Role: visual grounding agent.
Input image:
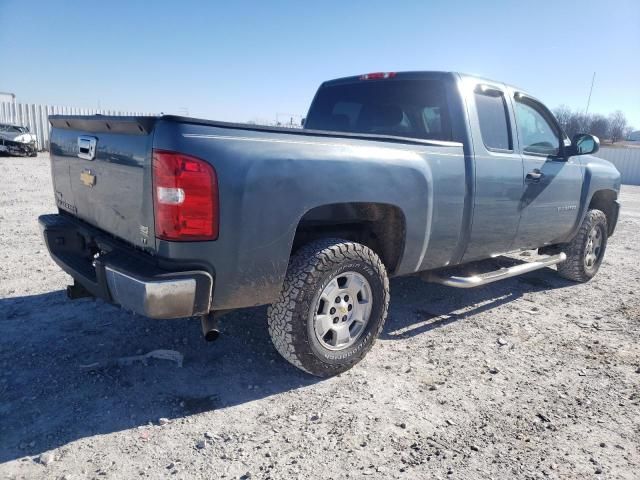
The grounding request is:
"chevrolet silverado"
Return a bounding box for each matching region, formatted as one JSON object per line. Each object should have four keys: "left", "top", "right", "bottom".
{"left": 40, "top": 71, "right": 621, "bottom": 376}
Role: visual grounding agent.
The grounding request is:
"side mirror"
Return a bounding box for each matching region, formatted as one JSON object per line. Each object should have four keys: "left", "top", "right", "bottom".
{"left": 301, "top": 117, "right": 306, "bottom": 127}
{"left": 569, "top": 133, "right": 599, "bottom": 156}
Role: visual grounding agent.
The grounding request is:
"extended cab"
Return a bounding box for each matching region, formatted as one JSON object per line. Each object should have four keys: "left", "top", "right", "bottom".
{"left": 40, "top": 71, "right": 621, "bottom": 376}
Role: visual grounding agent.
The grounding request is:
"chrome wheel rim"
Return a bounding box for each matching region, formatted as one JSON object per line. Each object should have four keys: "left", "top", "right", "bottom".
{"left": 584, "top": 226, "right": 603, "bottom": 269}
{"left": 313, "top": 271, "right": 373, "bottom": 351}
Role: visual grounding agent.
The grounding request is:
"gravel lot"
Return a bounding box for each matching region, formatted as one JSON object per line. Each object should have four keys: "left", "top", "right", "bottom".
{"left": 1, "top": 153, "right": 639, "bottom": 479}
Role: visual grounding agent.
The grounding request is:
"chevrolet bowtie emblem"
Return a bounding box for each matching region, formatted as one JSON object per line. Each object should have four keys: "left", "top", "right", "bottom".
{"left": 80, "top": 169, "right": 96, "bottom": 187}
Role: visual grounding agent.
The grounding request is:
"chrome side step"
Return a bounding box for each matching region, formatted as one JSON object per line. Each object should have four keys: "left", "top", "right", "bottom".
{"left": 423, "top": 253, "right": 566, "bottom": 289}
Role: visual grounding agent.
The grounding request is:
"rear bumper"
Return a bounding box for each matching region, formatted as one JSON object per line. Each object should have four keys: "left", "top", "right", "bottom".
{"left": 39, "top": 213, "right": 213, "bottom": 319}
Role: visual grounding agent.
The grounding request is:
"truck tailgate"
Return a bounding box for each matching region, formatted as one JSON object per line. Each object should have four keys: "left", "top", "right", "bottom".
{"left": 49, "top": 116, "right": 158, "bottom": 251}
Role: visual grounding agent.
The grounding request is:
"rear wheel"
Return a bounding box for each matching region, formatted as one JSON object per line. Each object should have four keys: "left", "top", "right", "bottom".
{"left": 557, "top": 209, "right": 608, "bottom": 282}
{"left": 267, "top": 238, "right": 389, "bottom": 377}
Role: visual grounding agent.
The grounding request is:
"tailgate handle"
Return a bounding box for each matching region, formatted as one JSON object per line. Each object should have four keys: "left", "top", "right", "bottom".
{"left": 78, "top": 136, "right": 97, "bottom": 160}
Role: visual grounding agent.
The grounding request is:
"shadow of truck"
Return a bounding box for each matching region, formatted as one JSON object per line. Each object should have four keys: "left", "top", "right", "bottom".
{"left": 0, "top": 261, "right": 572, "bottom": 462}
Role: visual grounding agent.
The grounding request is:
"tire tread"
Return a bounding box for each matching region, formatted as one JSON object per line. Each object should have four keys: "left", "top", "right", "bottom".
{"left": 267, "top": 238, "right": 389, "bottom": 376}
{"left": 557, "top": 209, "right": 607, "bottom": 282}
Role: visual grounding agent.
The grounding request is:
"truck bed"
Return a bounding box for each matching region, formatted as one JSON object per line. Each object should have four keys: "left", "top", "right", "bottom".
{"left": 49, "top": 114, "right": 466, "bottom": 309}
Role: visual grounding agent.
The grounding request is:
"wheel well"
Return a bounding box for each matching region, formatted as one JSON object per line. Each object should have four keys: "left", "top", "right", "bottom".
{"left": 588, "top": 190, "right": 617, "bottom": 236}
{"left": 291, "top": 203, "right": 406, "bottom": 274}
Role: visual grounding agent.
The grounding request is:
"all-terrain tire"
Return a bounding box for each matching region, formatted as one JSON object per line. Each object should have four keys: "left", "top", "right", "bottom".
{"left": 267, "top": 238, "right": 389, "bottom": 377}
{"left": 557, "top": 209, "right": 608, "bottom": 282}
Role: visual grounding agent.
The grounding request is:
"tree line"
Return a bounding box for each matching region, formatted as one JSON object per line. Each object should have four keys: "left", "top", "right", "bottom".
{"left": 553, "top": 106, "right": 634, "bottom": 143}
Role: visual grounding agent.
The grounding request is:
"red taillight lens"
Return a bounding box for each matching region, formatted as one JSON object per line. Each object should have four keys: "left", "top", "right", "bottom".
{"left": 152, "top": 149, "right": 218, "bottom": 241}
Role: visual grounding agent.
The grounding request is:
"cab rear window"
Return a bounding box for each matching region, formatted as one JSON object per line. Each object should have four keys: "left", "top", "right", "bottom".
{"left": 305, "top": 79, "right": 452, "bottom": 141}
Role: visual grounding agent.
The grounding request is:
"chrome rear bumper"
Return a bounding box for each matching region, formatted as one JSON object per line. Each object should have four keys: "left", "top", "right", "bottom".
{"left": 39, "top": 213, "right": 213, "bottom": 319}
{"left": 104, "top": 266, "right": 207, "bottom": 319}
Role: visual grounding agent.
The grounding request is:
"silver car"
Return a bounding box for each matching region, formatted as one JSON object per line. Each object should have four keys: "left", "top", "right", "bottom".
{"left": 0, "top": 123, "right": 38, "bottom": 156}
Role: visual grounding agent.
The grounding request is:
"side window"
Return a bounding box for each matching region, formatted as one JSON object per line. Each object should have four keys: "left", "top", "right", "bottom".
{"left": 474, "top": 89, "right": 512, "bottom": 151}
{"left": 514, "top": 99, "right": 561, "bottom": 156}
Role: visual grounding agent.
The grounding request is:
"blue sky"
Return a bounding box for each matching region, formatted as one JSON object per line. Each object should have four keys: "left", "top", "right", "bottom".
{"left": 1, "top": 0, "right": 638, "bottom": 127}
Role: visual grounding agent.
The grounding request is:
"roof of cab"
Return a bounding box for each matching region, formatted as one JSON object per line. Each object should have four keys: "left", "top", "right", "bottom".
{"left": 322, "top": 71, "right": 456, "bottom": 86}
{"left": 320, "top": 70, "right": 534, "bottom": 103}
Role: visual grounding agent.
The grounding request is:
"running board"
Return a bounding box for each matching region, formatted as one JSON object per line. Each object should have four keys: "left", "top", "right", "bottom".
{"left": 423, "top": 253, "right": 566, "bottom": 288}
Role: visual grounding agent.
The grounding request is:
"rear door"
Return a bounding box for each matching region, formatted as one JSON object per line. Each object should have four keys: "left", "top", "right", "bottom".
{"left": 462, "top": 81, "right": 524, "bottom": 262}
{"left": 510, "top": 94, "right": 583, "bottom": 248}
{"left": 49, "top": 117, "right": 156, "bottom": 251}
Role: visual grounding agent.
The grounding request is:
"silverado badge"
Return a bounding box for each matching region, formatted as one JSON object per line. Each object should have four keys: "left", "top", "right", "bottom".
{"left": 80, "top": 169, "right": 96, "bottom": 187}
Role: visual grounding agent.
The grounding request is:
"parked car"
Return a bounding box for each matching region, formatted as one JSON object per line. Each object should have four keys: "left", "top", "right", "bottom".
{"left": 40, "top": 71, "right": 621, "bottom": 376}
{"left": 0, "top": 123, "right": 38, "bottom": 156}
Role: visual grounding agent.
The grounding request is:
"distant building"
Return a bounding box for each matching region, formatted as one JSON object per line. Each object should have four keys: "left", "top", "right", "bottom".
{"left": 628, "top": 130, "right": 640, "bottom": 141}
{"left": 0, "top": 92, "right": 17, "bottom": 125}
{"left": 0, "top": 92, "right": 16, "bottom": 104}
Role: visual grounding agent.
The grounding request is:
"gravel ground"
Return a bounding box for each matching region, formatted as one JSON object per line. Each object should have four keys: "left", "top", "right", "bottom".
{"left": 1, "top": 153, "right": 638, "bottom": 480}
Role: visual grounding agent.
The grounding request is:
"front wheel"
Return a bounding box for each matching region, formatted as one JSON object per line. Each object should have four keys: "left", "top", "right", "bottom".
{"left": 557, "top": 209, "right": 608, "bottom": 282}
{"left": 267, "top": 239, "right": 389, "bottom": 377}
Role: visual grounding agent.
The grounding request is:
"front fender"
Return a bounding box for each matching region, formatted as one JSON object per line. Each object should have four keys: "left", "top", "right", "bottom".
{"left": 569, "top": 155, "right": 621, "bottom": 239}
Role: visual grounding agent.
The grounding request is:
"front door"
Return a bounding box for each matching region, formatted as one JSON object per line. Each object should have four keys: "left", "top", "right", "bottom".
{"left": 511, "top": 94, "right": 583, "bottom": 249}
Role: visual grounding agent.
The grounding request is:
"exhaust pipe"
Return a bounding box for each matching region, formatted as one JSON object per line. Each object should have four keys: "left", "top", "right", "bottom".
{"left": 200, "top": 312, "right": 220, "bottom": 342}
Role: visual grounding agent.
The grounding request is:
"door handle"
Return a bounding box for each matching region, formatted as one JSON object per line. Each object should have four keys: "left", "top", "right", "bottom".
{"left": 526, "top": 169, "right": 543, "bottom": 183}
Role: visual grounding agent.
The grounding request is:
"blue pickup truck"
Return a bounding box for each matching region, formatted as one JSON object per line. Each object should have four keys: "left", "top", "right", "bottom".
{"left": 40, "top": 71, "right": 621, "bottom": 376}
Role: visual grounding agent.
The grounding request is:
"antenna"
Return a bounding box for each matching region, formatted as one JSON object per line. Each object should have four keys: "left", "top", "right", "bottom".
{"left": 584, "top": 72, "right": 596, "bottom": 116}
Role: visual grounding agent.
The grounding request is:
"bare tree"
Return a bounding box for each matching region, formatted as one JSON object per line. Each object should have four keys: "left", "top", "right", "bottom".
{"left": 553, "top": 105, "right": 572, "bottom": 135}
{"left": 608, "top": 111, "right": 627, "bottom": 143}
{"left": 561, "top": 111, "right": 587, "bottom": 139}
{"left": 552, "top": 106, "right": 635, "bottom": 143}
{"left": 623, "top": 125, "right": 635, "bottom": 140}
{"left": 588, "top": 114, "right": 609, "bottom": 140}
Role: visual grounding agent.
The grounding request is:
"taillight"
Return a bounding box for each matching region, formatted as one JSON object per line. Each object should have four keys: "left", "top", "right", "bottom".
{"left": 359, "top": 72, "right": 396, "bottom": 80}
{"left": 152, "top": 149, "right": 218, "bottom": 241}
